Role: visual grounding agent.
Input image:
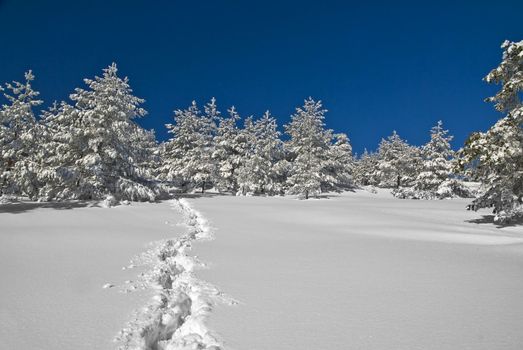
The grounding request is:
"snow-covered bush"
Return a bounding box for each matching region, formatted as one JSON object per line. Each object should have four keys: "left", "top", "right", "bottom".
{"left": 436, "top": 179, "right": 474, "bottom": 199}
{"left": 392, "top": 179, "right": 473, "bottom": 200}
{"left": 102, "top": 195, "right": 118, "bottom": 208}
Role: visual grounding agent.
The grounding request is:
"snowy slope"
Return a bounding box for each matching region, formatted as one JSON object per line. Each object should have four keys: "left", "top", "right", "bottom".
{"left": 190, "top": 190, "right": 523, "bottom": 350}
{"left": 0, "top": 200, "right": 183, "bottom": 350}
{"left": 1, "top": 191, "right": 522, "bottom": 350}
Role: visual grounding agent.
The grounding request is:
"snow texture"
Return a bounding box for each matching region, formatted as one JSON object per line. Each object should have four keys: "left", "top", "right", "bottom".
{"left": 117, "top": 199, "right": 235, "bottom": 350}
{"left": 1, "top": 191, "right": 522, "bottom": 350}
{"left": 0, "top": 200, "right": 182, "bottom": 350}
{"left": 191, "top": 190, "right": 523, "bottom": 350}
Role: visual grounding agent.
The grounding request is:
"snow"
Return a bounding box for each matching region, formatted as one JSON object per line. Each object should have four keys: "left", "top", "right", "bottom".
{"left": 117, "top": 199, "right": 234, "bottom": 350}
{"left": 0, "top": 200, "right": 183, "bottom": 350}
{"left": 190, "top": 190, "right": 523, "bottom": 350}
{"left": 1, "top": 190, "right": 522, "bottom": 350}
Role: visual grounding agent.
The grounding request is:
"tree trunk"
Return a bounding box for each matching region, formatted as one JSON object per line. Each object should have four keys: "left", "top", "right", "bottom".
{"left": 305, "top": 190, "right": 309, "bottom": 200}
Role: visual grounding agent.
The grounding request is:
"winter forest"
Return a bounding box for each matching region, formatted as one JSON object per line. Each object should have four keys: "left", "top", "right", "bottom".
{"left": 2, "top": 40, "right": 522, "bottom": 223}
{"left": 2, "top": 0, "right": 523, "bottom": 346}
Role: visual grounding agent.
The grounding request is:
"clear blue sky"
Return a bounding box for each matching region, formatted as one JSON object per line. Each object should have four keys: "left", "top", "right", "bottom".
{"left": 0, "top": 0, "right": 521, "bottom": 154}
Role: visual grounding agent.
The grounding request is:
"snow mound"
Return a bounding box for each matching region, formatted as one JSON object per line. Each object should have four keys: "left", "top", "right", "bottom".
{"left": 102, "top": 195, "right": 119, "bottom": 208}
{"left": 392, "top": 179, "right": 474, "bottom": 200}
{"left": 116, "top": 199, "right": 235, "bottom": 350}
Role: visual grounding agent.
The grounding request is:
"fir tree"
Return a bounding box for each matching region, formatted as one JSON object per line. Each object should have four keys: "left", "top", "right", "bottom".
{"left": 237, "top": 111, "right": 285, "bottom": 195}
{"left": 0, "top": 71, "right": 43, "bottom": 198}
{"left": 394, "top": 121, "right": 471, "bottom": 199}
{"left": 213, "top": 106, "right": 248, "bottom": 192}
{"left": 285, "top": 97, "right": 333, "bottom": 199}
{"left": 414, "top": 121, "right": 454, "bottom": 191}
{"left": 39, "top": 63, "right": 156, "bottom": 201}
{"left": 375, "top": 131, "right": 420, "bottom": 188}
{"left": 459, "top": 40, "right": 523, "bottom": 223}
{"left": 323, "top": 133, "right": 354, "bottom": 191}
{"left": 353, "top": 149, "right": 379, "bottom": 186}
{"left": 162, "top": 99, "right": 217, "bottom": 193}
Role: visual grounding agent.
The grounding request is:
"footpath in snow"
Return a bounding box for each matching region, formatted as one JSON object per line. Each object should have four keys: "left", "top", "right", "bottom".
{"left": 191, "top": 190, "right": 523, "bottom": 350}
{"left": 117, "top": 198, "right": 234, "bottom": 350}
{"left": 0, "top": 198, "right": 232, "bottom": 350}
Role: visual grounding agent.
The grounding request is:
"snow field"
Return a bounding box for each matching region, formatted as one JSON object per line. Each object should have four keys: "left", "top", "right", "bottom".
{"left": 0, "top": 200, "right": 183, "bottom": 350}
{"left": 190, "top": 190, "right": 523, "bottom": 350}
{"left": 1, "top": 190, "right": 522, "bottom": 350}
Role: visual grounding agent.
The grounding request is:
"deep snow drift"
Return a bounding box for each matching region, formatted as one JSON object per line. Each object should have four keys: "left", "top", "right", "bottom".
{"left": 190, "top": 190, "right": 523, "bottom": 350}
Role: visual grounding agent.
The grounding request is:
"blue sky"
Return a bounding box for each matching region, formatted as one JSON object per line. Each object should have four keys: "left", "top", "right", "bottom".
{"left": 0, "top": 0, "right": 521, "bottom": 154}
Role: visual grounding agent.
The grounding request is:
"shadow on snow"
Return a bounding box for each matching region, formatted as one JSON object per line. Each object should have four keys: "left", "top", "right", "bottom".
{"left": 0, "top": 200, "right": 99, "bottom": 214}
{"left": 466, "top": 214, "right": 523, "bottom": 228}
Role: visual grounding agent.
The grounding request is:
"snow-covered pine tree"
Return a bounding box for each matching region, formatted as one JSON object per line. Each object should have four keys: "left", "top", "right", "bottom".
{"left": 236, "top": 116, "right": 256, "bottom": 195}
{"left": 38, "top": 63, "right": 156, "bottom": 201}
{"left": 162, "top": 99, "right": 218, "bottom": 193}
{"left": 323, "top": 133, "right": 354, "bottom": 191}
{"left": 161, "top": 101, "right": 200, "bottom": 188}
{"left": 37, "top": 101, "right": 78, "bottom": 200}
{"left": 414, "top": 121, "right": 454, "bottom": 192}
{"left": 126, "top": 125, "right": 160, "bottom": 193}
{"left": 459, "top": 40, "right": 523, "bottom": 223}
{"left": 394, "top": 121, "right": 471, "bottom": 199}
{"left": 285, "top": 97, "right": 333, "bottom": 199}
{"left": 213, "top": 106, "right": 248, "bottom": 192}
{"left": 237, "top": 111, "right": 285, "bottom": 195}
{"left": 0, "top": 71, "right": 43, "bottom": 199}
{"left": 352, "top": 149, "right": 379, "bottom": 186}
{"left": 375, "top": 131, "right": 420, "bottom": 188}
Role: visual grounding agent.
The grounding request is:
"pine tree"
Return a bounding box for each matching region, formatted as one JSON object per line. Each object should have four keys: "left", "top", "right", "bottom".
{"left": 414, "top": 121, "right": 454, "bottom": 191}
{"left": 237, "top": 111, "right": 285, "bottom": 195}
{"left": 353, "top": 149, "right": 379, "bottom": 186}
{"left": 285, "top": 97, "right": 333, "bottom": 199}
{"left": 39, "top": 63, "right": 156, "bottom": 201}
{"left": 375, "top": 131, "right": 420, "bottom": 188}
{"left": 323, "top": 133, "right": 354, "bottom": 191}
{"left": 213, "top": 106, "right": 248, "bottom": 192}
{"left": 161, "top": 101, "right": 200, "bottom": 187}
{"left": 459, "top": 40, "right": 523, "bottom": 223}
{"left": 162, "top": 99, "right": 217, "bottom": 193}
{"left": 395, "top": 121, "right": 471, "bottom": 199}
{"left": 37, "top": 101, "right": 78, "bottom": 200}
{"left": 0, "top": 71, "right": 43, "bottom": 198}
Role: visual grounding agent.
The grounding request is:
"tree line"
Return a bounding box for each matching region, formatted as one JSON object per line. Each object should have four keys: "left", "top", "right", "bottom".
{"left": 1, "top": 40, "right": 521, "bottom": 223}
